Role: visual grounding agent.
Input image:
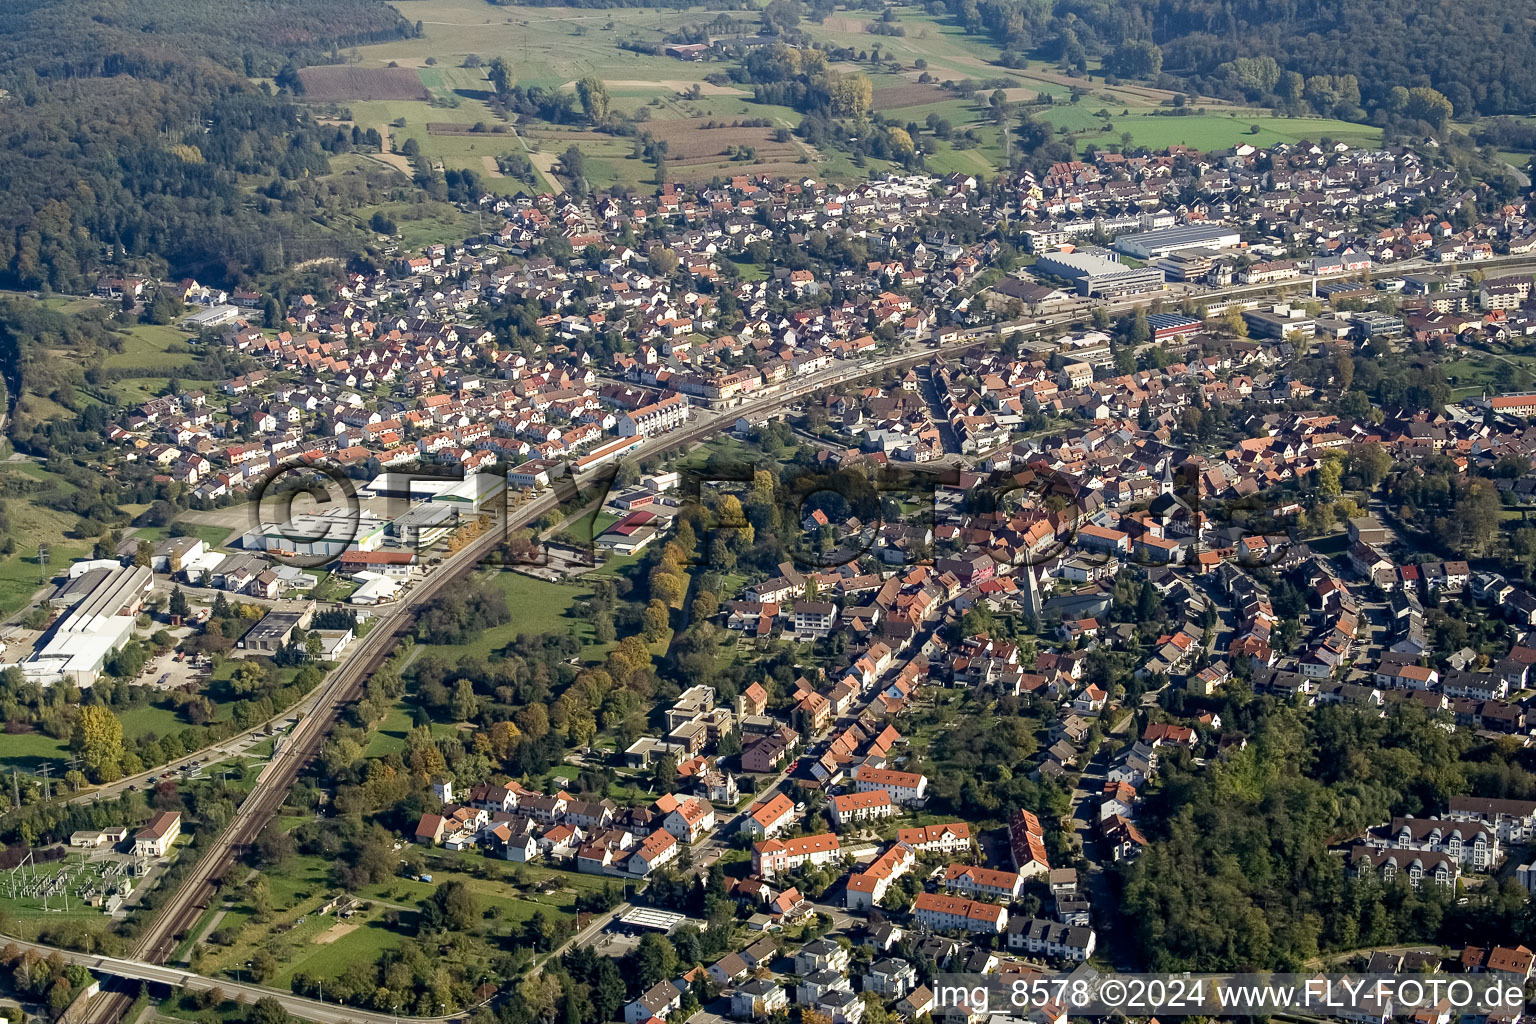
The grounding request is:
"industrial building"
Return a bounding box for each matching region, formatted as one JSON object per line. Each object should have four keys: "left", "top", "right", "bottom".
{"left": 349, "top": 573, "right": 401, "bottom": 605}
{"left": 1145, "top": 313, "right": 1204, "bottom": 341}
{"left": 1243, "top": 304, "right": 1317, "bottom": 340}
{"left": 1033, "top": 248, "right": 1166, "bottom": 298}
{"left": 1113, "top": 224, "right": 1241, "bottom": 260}
{"left": 243, "top": 508, "right": 386, "bottom": 558}
{"left": 180, "top": 305, "right": 242, "bottom": 330}
{"left": 239, "top": 602, "right": 316, "bottom": 652}
{"left": 1154, "top": 251, "right": 1217, "bottom": 282}
{"left": 361, "top": 471, "right": 506, "bottom": 513}
{"left": 25, "top": 563, "right": 153, "bottom": 686}
{"left": 389, "top": 503, "right": 457, "bottom": 549}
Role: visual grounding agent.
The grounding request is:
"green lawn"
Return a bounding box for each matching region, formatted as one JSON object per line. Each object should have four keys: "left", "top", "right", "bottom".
{"left": 1038, "top": 109, "right": 1384, "bottom": 152}
{"left": 413, "top": 569, "right": 612, "bottom": 663}
{"left": 118, "top": 703, "right": 194, "bottom": 742}
{"left": 0, "top": 694, "right": 239, "bottom": 775}
{"left": 1497, "top": 150, "right": 1533, "bottom": 172}
{"left": 364, "top": 703, "right": 462, "bottom": 758}
{"left": 355, "top": 199, "right": 482, "bottom": 250}
{"left": 102, "top": 324, "right": 199, "bottom": 372}
{"left": 198, "top": 849, "right": 607, "bottom": 991}
{"left": 1443, "top": 352, "right": 1536, "bottom": 396}
{"left": 0, "top": 729, "right": 72, "bottom": 773}
{"left": 107, "top": 375, "right": 218, "bottom": 407}
{"left": 0, "top": 536, "right": 87, "bottom": 618}
{"left": 271, "top": 917, "right": 403, "bottom": 986}
{"left": 131, "top": 522, "right": 233, "bottom": 549}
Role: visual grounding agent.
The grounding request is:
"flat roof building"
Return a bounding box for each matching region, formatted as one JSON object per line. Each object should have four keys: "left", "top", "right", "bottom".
{"left": 181, "top": 305, "right": 242, "bottom": 330}
{"left": 243, "top": 508, "right": 386, "bottom": 558}
{"left": 240, "top": 602, "right": 316, "bottom": 652}
{"left": 1242, "top": 305, "right": 1317, "bottom": 340}
{"left": 1114, "top": 224, "right": 1241, "bottom": 260}
{"left": 389, "top": 502, "right": 457, "bottom": 550}
{"left": 1033, "top": 248, "right": 1166, "bottom": 298}
{"left": 25, "top": 563, "right": 153, "bottom": 686}
{"left": 1354, "top": 312, "right": 1405, "bottom": 338}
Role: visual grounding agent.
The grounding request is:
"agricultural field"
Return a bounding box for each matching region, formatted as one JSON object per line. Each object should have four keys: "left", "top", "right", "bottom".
{"left": 358, "top": 0, "right": 1386, "bottom": 188}
{"left": 869, "top": 80, "right": 952, "bottom": 111}
{"left": 296, "top": 66, "right": 431, "bottom": 101}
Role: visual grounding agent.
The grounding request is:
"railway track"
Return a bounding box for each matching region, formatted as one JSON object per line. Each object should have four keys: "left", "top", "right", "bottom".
{"left": 74, "top": 264, "right": 1411, "bottom": 1019}
{"left": 77, "top": 313, "right": 1084, "bottom": 1024}
{"left": 81, "top": 508, "right": 547, "bottom": 1023}
{"left": 78, "top": 370, "right": 858, "bottom": 1022}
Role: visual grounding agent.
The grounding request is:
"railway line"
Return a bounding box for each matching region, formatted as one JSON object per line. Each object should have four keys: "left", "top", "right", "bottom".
{"left": 61, "top": 249, "right": 1536, "bottom": 1021}
{"left": 71, "top": 345, "right": 948, "bottom": 1023}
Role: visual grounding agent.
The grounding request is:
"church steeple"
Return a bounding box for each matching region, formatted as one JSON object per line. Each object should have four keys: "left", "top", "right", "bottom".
{"left": 1020, "top": 563, "right": 1042, "bottom": 618}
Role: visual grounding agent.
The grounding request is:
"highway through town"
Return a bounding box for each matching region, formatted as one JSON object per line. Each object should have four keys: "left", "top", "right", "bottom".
{"left": 32, "top": 236, "right": 1397, "bottom": 808}
{"left": 63, "top": 333, "right": 1000, "bottom": 1024}
{"left": 34, "top": 247, "right": 1536, "bottom": 1022}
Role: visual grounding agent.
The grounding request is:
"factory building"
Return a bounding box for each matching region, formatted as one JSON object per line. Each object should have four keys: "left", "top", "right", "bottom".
{"left": 1113, "top": 224, "right": 1242, "bottom": 260}
{"left": 25, "top": 563, "right": 153, "bottom": 686}
{"left": 1033, "top": 248, "right": 1166, "bottom": 298}
{"left": 242, "top": 508, "right": 387, "bottom": 559}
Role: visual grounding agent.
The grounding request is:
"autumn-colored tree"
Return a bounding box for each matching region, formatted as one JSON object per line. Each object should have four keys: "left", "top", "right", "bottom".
{"left": 486, "top": 720, "right": 521, "bottom": 761}
{"left": 516, "top": 703, "right": 550, "bottom": 740}
{"left": 408, "top": 744, "right": 447, "bottom": 778}
{"left": 642, "top": 599, "right": 671, "bottom": 642}
{"left": 74, "top": 705, "right": 124, "bottom": 783}
{"left": 576, "top": 77, "right": 611, "bottom": 122}
{"left": 648, "top": 245, "right": 679, "bottom": 277}
{"left": 827, "top": 72, "right": 873, "bottom": 117}
{"left": 691, "top": 590, "right": 720, "bottom": 621}
{"left": 651, "top": 567, "right": 686, "bottom": 607}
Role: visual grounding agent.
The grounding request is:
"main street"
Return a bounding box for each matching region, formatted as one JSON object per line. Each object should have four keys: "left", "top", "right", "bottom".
{"left": 66, "top": 329, "right": 987, "bottom": 1024}
{"left": 43, "top": 247, "right": 1536, "bottom": 1022}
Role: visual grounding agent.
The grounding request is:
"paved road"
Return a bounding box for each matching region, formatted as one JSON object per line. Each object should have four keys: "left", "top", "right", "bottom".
{"left": 57, "top": 248, "right": 1536, "bottom": 1021}
{"left": 67, "top": 344, "right": 957, "bottom": 1022}
{"left": 1066, "top": 710, "right": 1136, "bottom": 971}
{"left": 0, "top": 937, "right": 463, "bottom": 1024}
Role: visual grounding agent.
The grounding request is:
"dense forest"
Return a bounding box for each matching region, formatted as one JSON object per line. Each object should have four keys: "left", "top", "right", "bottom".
{"left": 1119, "top": 698, "right": 1536, "bottom": 970}
{"left": 957, "top": 0, "right": 1536, "bottom": 118}
{"left": 0, "top": 0, "right": 416, "bottom": 291}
